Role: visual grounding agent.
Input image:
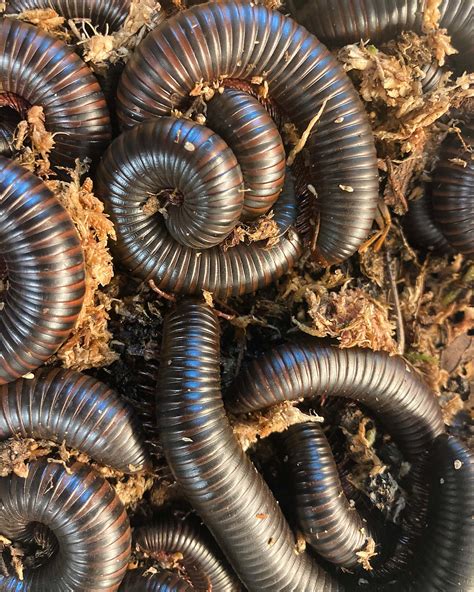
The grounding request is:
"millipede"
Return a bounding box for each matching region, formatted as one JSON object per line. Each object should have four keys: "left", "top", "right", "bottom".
{"left": 0, "top": 1, "right": 470, "bottom": 590}
{"left": 0, "top": 158, "right": 85, "bottom": 385}
{"left": 405, "top": 119, "right": 473, "bottom": 257}
{"left": 99, "top": 0, "right": 379, "bottom": 288}
{"left": 119, "top": 569, "right": 194, "bottom": 592}
{"left": 134, "top": 518, "right": 239, "bottom": 591}
{"left": 96, "top": 118, "right": 302, "bottom": 298}
{"left": 0, "top": 461, "right": 131, "bottom": 591}
{"left": 404, "top": 434, "right": 474, "bottom": 590}
{"left": 285, "top": 0, "right": 473, "bottom": 69}
{"left": 0, "top": 17, "right": 111, "bottom": 169}
{"left": 226, "top": 339, "right": 445, "bottom": 458}
{"left": 157, "top": 300, "right": 339, "bottom": 591}
{"left": 285, "top": 422, "right": 375, "bottom": 569}
{"left": 0, "top": 367, "right": 151, "bottom": 473}
{"left": 431, "top": 119, "right": 473, "bottom": 257}
{"left": 5, "top": 0, "right": 132, "bottom": 32}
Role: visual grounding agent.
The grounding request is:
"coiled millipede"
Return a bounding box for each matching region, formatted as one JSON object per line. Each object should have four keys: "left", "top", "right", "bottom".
{"left": 0, "top": 368, "right": 151, "bottom": 472}
{"left": 0, "top": 17, "right": 111, "bottom": 169}
{"left": 0, "top": 461, "right": 131, "bottom": 591}
{"left": 134, "top": 518, "right": 239, "bottom": 591}
{"left": 0, "top": 158, "right": 85, "bottom": 384}
{"left": 223, "top": 337, "right": 474, "bottom": 588}
{"left": 0, "top": 368, "right": 150, "bottom": 590}
{"left": 95, "top": 0, "right": 380, "bottom": 297}
{"left": 226, "top": 340, "right": 445, "bottom": 458}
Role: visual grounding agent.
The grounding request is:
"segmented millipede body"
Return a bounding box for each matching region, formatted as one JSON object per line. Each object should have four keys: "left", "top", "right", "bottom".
{"left": 96, "top": 118, "right": 302, "bottom": 298}
{"left": 0, "top": 367, "right": 151, "bottom": 472}
{"left": 157, "top": 301, "right": 340, "bottom": 591}
{"left": 431, "top": 120, "right": 474, "bottom": 257}
{"left": 405, "top": 435, "right": 474, "bottom": 590}
{"left": 116, "top": 0, "right": 379, "bottom": 268}
{"left": 135, "top": 519, "right": 239, "bottom": 591}
{"left": 285, "top": 423, "right": 373, "bottom": 569}
{"left": 226, "top": 340, "right": 445, "bottom": 459}
{"left": 0, "top": 461, "right": 131, "bottom": 591}
{"left": 119, "top": 570, "right": 193, "bottom": 592}
{"left": 0, "top": 111, "right": 18, "bottom": 156}
{"left": 0, "top": 158, "right": 85, "bottom": 385}
{"left": 405, "top": 120, "right": 474, "bottom": 256}
{"left": 404, "top": 192, "right": 454, "bottom": 253}
{"left": 5, "top": 0, "right": 131, "bottom": 32}
{"left": 0, "top": 18, "right": 111, "bottom": 169}
{"left": 285, "top": 0, "right": 473, "bottom": 65}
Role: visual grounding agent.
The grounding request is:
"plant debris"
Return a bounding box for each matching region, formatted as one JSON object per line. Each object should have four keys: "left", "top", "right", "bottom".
{"left": 45, "top": 161, "right": 117, "bottom": 370}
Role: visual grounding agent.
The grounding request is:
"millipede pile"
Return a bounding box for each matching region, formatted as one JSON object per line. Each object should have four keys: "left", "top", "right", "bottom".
{"left": 0, "top": 0, "right": 472, "bottom": 591}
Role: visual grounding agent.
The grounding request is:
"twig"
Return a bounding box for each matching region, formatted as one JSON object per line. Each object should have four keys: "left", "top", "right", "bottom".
{"left": 148, "top": 280, "right": 176, "bottom": 302}
{"left": 412, "top": 255, "right": 430, "bottom": 329}
{"left": 385, "top": 251, "right": 405, "bottom": 355}
{"left": 286, "top": 99, "right": 328, "bottom": 166}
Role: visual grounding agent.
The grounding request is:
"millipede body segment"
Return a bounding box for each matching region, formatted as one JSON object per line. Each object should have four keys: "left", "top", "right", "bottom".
{"left": 156, "top": 300, "right": 339, "bottom": 591}
{"left": 0, "top": 461, "right": 131, "bottom": 591}
{"left": 0, "top": 158, "right": 85, "bottom": 384}
{"left": 119, "top": 569, "right": 194, "bottom": 592}
{"left": 405, "top": 435, "right": 474, "bottom": 590}
{"left": 285, "top": 0, "right": 473, "bottom": 62}
{"left": 135, "top": 518, "right": 239, "bottom": 591}
{"left": 227, "top": 340, "right": 445, "bottom": 458}
{"left": 431, "top": 120, "right": 474, "bottom": 257}
{"left": 285, "top": 422, "right": 373, "bottom": 569}
{"left": 96, "top": 118, "right": 302, "bottom": 298}
{"left": 117, "top": 0, "right": 379, "bottom": 267}
{"left": 0, "top": 18, "right": 111, "bottom": 168}
{"left": 5, "top": 0, "right": 132, "bottom": 32}
{"left": 0, "top": 368, "right": 150, "bottom": 472}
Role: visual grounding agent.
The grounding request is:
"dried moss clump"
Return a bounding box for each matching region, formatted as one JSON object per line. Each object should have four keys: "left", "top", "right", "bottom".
{"left": 44, "top": 163, "right": 117, "bottom": 370}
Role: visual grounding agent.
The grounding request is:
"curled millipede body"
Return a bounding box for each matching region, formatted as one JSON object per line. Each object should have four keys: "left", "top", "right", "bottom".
{"left": 0, "top": 460, "right": 131, "bottom": 591}
{"left": 5, "top": 0, "right": 131, "bottom": 32}
{"left": 205, "top": 88, "right": 286, "bottom": 220}
{"left": 405, "top": 435, "right": 474, "bottom": 590}
{"left": 404, "top": 192, "right": 454, "bottom": 253}
{"left": 157, "top": 301, "right": 339, "bottom": 591}
{"left": 0, "top": 18, "right": 111, "bottom": 168}
{"left": 96, "top": 119, "right": 301, "bottom": 298}
{"left": 226, "top": 340, "right": 445, "bottom": 458}
{"left": 135, "top": 519, "right": 239, "bottom": 591}
{"left": 0, "top": 158, "right": 85, "bottom": 385}
{"left": 117, "top": 0, "right": 379, "bottom": 267}
{"left": 405, "top": 120, "right": 474, "bottom": 256}
{"left": 0, "top": 368, "right": 150, "bottom": 473}
{"left": 431, "top": 120, "right": 474, "bottom": 257}
{"left": 285, "top": 0, "right": 473, "bottom": 65}
{"left": 285, "top": 422, "right": 373, "bottom": 569}
{"left": 119, "top": 570, "right": 193, "bottom": 592}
